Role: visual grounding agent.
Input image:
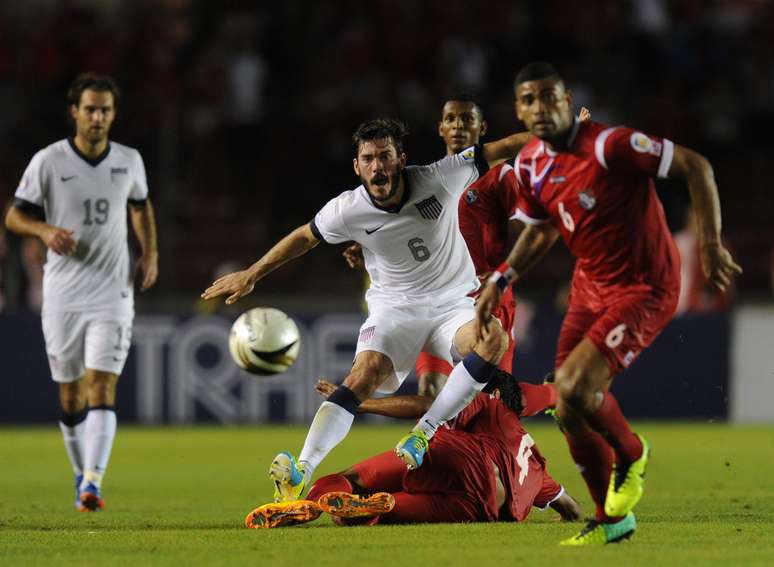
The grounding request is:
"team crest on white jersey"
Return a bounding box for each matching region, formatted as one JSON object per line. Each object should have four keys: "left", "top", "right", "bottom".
{"left": 415, "top": 196, "right": 443, "bottom": 220}
{"left": 465, "top": 189, "right": 478, "bottom": 204}
{"left": 460, "top": 147, "right": 476, "bottom": 161}
{"left": 579, "top": 189, "right": 596, "bottom": 210}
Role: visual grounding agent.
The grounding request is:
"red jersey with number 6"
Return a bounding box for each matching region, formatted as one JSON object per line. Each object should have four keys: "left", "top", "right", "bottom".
{"left": 512, "top": 120, "right": 680, "bottom": 294}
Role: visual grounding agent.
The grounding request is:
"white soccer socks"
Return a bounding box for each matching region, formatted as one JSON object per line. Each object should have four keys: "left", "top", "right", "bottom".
{"left": 59, "top": 409, "right": 88, "bottom": 475}
{"left": 82, "top": 407, "right": 117, "bottom": 488}
{"left": 413, "top": 352, "right": 497, "bottom": 438}
{"left": 298, "top": 386, "right": 361, "bottom": 482}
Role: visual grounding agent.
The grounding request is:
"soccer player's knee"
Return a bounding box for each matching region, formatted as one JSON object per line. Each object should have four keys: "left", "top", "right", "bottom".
{"left": 554, "top": 367, "right": 592, "bottom": 411}
{"left": 477, "top": 323, "right": 508, "bottom": 363}
{"left": 88, "top": 376, "right": 116, "bottom": 405}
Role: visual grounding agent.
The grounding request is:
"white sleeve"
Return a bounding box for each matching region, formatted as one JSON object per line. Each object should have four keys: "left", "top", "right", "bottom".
{"left": 311, "top": 194, "right": 352, "bottom": 244}
{"left": 434, "top": 145, "right": 485, "bottom": 198}
{"left": 15, "top": 150, "right": 49, "bottom": 206}
{"left": 129, "top": 150, "right": 149, "bottom": 201}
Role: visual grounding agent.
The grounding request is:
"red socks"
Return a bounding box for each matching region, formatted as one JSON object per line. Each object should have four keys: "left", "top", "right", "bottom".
{"left": 306, "top": 474, "right": 353, "bottom": 502}
{"left": 587, "top": 392, "right": 643, "bottom": 465}
{"left": 565, "top": 429, "right": 620, "bottom": 522}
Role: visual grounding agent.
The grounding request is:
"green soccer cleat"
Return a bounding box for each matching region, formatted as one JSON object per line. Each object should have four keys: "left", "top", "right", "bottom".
{"left": 559, "top": 513, "right": 636, "bottom": 546}
{"left": 605, "top": 434, "right": 651, "bottom": 517}
{"left": 269, "top": 452, "right": 307, "bottom": 503}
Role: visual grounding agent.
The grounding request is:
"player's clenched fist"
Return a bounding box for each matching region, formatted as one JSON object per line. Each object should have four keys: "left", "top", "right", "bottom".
{"left": 700, "top": 242, "right": 742, "bottom": 292}
{"left": 342, "top": 243, "right": 364, "bottom": 269}
{"left": 201, "top": 269, "right": 257, "bottom": 304}
{"left": 42, "top": 225, "right": 77, "bottom": 256}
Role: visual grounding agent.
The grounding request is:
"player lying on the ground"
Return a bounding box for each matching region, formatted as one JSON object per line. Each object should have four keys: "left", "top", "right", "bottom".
{"left": 245, "top": 370, "right": 583, "bottom": 528}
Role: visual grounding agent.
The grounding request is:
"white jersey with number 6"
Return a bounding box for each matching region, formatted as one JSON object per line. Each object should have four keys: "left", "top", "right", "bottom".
{"left": 312, "top": 146, "right": 484, "bottom": 307}
{"left": 14, "top": 139, "right": 148, "bottom": 315}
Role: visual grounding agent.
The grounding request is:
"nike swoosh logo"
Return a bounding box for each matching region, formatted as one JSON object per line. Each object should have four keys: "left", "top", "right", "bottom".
{"left": 61, "top": 175, "right": 77, "bottom": 182}
{"left": 365, "top": 224, "right": 386, "bottom": 235}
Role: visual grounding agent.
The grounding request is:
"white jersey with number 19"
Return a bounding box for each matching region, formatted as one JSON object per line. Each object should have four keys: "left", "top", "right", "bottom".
{"left": 14, "top": 138, "right": 148, "bottom": 315}
{"left": 312, "top": 146, "right": 485, "bottom": 307}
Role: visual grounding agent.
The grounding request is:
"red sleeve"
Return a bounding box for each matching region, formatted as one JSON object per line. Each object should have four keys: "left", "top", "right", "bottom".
{"left": 597, "top": 126, "right": 674, "bottom": 179}
{"left": 518, "top": 383, "right": 557, "bottom": 417}
{"left": 513, "top": 155, "right": 550, "bottom": 224}
{"left": 494, "top": 163, "right": 518, "bottom": 219}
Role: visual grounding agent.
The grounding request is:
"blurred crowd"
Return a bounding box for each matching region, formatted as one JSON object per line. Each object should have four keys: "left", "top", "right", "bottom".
{"left": 0, "top": 0, "right": 772, "bottom": 313}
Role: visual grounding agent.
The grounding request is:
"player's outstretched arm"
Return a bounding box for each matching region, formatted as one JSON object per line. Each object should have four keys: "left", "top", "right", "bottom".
{"left": 481, "top": 132, "right": 533, "bottom": 166}
{"left": 201, "top": 222, "right": 320, "bottom": 304}
{"left": 668, "top": 146, "right": 742, "bottom": 292}
{"left": 315, "top": 380, "right": 432, "bottom": 419}
{"left": 476, "top": 223, "right": 560, "bottom": 340}
{"left": 129, "top": 199, "right": 158, "bottom": 291}
{"left": 5, "top": 205, "right": 76, "bottom": 256}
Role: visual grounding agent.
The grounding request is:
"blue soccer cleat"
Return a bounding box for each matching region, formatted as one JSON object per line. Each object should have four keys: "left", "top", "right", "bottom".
{"left": 79, "top": 481, "right": 105, "bottom": 512}
{"left": 269, "top": 452, "right": 307, "bottom": 503}
{"left": 394, "top": 430, "right": 429, "bottom": 470}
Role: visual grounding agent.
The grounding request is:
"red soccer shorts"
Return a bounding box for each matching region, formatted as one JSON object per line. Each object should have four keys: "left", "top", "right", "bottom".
{"left": 415, "top": 287, "right": 516, "bottom": 376}
{"left": 556, "top": 271, "right": 678, "bottom": 374}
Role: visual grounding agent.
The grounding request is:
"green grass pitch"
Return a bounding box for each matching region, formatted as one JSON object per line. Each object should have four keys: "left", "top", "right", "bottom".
{"left": 1, "top": 422, "right": 773, "bottom": 566}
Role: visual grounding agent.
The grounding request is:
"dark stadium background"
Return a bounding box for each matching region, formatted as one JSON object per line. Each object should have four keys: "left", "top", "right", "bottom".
{"left": 0, "top": 0, "right": 771, "bottom": 424}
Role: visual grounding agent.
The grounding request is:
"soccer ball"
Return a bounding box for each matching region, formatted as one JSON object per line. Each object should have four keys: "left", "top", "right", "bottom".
{"left": 228, "top": 307, "right": 300, "bottom": 375}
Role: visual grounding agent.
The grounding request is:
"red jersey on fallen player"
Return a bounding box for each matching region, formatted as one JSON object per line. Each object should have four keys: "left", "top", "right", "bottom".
{"left": 405, "top": 392, "right": 550, "bottom": 522}
{"left": 512, "top": 120, "right": 680, "bottom": 293}
{"left": 458, "top": 162, "right": 518, "bottom": 274}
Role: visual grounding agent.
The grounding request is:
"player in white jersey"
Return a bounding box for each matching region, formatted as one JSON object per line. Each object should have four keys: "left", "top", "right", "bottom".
{"left": 202, "top": 118, "right": 531, "bottom": 501}
{"left": 5, "top": 73, "right": 158, "bottom": 512}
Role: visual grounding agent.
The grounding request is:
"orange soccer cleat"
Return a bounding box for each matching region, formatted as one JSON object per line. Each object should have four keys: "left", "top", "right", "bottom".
{"left": 317, "top": 491, "right": 395, "bottom": 518}
{"left": 244, "top": 500, "right": 321, "bottom": 529}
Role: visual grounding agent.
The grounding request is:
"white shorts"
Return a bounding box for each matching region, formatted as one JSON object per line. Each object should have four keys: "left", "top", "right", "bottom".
{"left": 356, "top": 296, "right": 475, "bottom": 394}
{"left": 41, "top": 311, "right": 133, "bottom": 383}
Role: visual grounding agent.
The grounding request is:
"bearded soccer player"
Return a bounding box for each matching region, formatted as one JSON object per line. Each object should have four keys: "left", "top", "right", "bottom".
{"left": 344, "top": 96, "right": 591, "bottom": 398}
{"left": 203, "top": 118, "right": 534, "bottom": 501}
{"left": 245, "top": 371, "right": 583, "bottom": 528}
{"left": 477, "top": 62, "right": 741, "bottom": 545}
{"left": 5, "top": 73, "right": 158, "bottom": 511}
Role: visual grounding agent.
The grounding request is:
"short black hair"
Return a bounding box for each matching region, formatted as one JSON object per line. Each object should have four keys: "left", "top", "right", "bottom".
{"left": 444, "top": 92, "right": 484, "bottom": 119}
{"left": 67, "top": 72, "right": 120, "bottom": 109}
{"left": 352, "top": 118, "right": 409, "bottom": 155}
{"left": 482, "top": 369, "right": 524, "bottom": 415}
{"left": 514, "top": 61, "right": 564, "bottom": 90}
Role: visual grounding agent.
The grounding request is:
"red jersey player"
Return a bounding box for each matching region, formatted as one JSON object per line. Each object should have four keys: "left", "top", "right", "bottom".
{"left": 477, "top": 62, "right": 742, "bottom": 546}
{"left": 245, "top": 370, "right": 583, "bottom": 528}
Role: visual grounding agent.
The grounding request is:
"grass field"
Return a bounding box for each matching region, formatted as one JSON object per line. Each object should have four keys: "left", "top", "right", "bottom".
{"left": 1, "top": 422, "right": 773, "bottom": 566}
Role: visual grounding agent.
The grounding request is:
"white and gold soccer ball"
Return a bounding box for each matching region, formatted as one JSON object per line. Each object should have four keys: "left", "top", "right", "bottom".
{"left": 228, "top": 307, "right": 300, "bottom": 375}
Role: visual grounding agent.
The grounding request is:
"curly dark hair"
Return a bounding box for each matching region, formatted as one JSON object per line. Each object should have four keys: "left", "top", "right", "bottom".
{"left": 67, "top": 72, "right": 120, "bottom": 109}
{"left": 482, "top": 368, "right": 524, "bottom": 415}
{"left": 352, "top": 118, "right": 409, "bottom": 155}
